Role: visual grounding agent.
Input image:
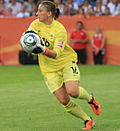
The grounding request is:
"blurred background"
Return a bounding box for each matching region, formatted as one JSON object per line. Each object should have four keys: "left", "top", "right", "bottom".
{"left": 0, "top": 0, "right": 120, "bottom": 65}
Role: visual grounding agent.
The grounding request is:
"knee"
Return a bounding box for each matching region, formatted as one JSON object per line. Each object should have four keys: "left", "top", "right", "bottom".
{"left": 59, "top": 97, "right": 70, "bottom": 105}
{"left": 68, "top": 91, "right": 79, "bottom": 98}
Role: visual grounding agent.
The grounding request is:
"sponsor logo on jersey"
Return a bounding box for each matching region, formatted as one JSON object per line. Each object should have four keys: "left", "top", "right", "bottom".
{"left": 58, "top": 40, "right": 63, "bottom": 48}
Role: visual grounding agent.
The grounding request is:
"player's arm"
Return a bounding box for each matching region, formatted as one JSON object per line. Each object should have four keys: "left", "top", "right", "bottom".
{"left": 42, "top": 28, "right": 67, "bottom": 59}
{"left": 44, "top": 35, "right": 66, "bottom": 59}
{"left": 100, "top": 35, "right": 105, "bottom": 50}
{"left": 33, "top": 25, "right": 67, "bottom": 59}
{"left": 34, "top": 35, "right": 66, "bottom": 59}
{"left": 77, "top": 32, "right": 89, "bottom": 43}
{"left": 70, "top": 33, "right": 84, "bottom": 44}
{"left": 45, "top": 50, "right": 57, "bottom": 58}
{"left": 91, "top": 37, "right": 99, "bottom": 52}
{"left": 23, "top": 21, "right": 56, "bottom": 58}
{"left": 76, "top": 39, "right": 88, "bottom": 43}
{"left": 70, "top": 32, "right": 77, "bottom": 45}
{"left": 52, "top": 30, "right": 67, "bottom": 59}
{"left": 34, "top": 43, "right": 60, "bottom": 59}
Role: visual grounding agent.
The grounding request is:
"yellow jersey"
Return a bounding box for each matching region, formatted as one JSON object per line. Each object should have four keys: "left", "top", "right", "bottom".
{"left": 28, "top": 19, "right": 77, "bottom": 74}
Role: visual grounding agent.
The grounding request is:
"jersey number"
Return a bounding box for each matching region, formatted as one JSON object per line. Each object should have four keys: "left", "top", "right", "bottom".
{"left": 70, "top": 66, "right": 78, "bottom": 74}
{"left": 42, "top": 37, "right": 50, "bottom": 47}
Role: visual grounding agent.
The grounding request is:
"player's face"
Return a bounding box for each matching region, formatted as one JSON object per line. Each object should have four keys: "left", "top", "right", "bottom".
{"left": 96, "top": 27, "right": 100, "bottom": 33}
{"left": 76, "top": 23, "right": 83, "bottom": 30}
{"left": 36, "top": 4, "right": 48, "bottom": 22}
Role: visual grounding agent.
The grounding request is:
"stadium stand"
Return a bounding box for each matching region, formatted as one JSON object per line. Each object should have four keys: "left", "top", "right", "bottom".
{"left": 0, "top": 0, "right": 120, "bottom": 17}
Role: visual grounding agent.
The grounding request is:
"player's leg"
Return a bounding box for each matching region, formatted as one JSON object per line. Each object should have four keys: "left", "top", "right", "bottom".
{"left": 74, "top": 49, "right": 80, "bottom": 64}
{"left": 65, "top": 81, "right": 91, "bottom": 102}
{"left": 44, "top": 70, "right": 92, "bottom": 121}
{"left": 92, "top": 51, "right": 98, "bottom": 64}
{"left": 79, "top": 49, "right": 86, "bottom": 64}
{"left": 65, "top": 81, "right": 101, "bottom": 116}
{"left": 64, "top": 62, "right": 92, "bottom": 101}
{"left": 44, "top": 65, "right": 95, "bottom": 129}
{"left": 53, "top": 84, "right": 91, "bottom": 121}
{"left": 99, "top": 50, "right": 104, "bottom": 64}
{"left": 64, "top": 62, "right": 101, "bottom": 116}
{"left": 62, "top": 82, "right": 95, "bottom": 129}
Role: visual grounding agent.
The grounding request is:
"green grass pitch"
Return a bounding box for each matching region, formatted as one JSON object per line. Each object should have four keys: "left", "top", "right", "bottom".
{"left": 0, "top": 65, "right": 120, "bottom": 131}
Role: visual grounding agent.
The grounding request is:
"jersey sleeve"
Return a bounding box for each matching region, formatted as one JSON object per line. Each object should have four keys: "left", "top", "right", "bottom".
{"left": 70, "top": 31, "right": 74, "bottom": 39}
{"left": 27, "top": 20, "right": 38, "bottom": 32}
{"left": 102, "top": 34, "right": 105, "bottom": 39}
{"left": 83, "top": 31, "right": 88, "bottom": 39}
{"left": 53, "top": 28, "right": 67, "bottom": 58}
{"left": 92, "top": 35, "right": 95, "bottom": 40}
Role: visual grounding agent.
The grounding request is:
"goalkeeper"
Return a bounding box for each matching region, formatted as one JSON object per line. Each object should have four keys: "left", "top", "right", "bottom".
{"left": 23, "top": 1, "right": 101, "bottom": 130}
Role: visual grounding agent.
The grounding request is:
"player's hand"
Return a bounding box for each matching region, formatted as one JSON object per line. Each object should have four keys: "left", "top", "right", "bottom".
{"left": 94, "top": 48, "right": 99, "bottom": 55}
{"left": 95, "top": 48, "right": 99, "bottom": 52}
{"left": 32, "top": 39, "right": 46, "bottom": 54}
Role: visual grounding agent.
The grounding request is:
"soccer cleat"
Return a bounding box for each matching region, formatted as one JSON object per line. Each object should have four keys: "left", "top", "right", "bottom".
{"left": 82, "top": 118, "right": 95, "bottom": 130}
{"left": 88, "top": 96, "right": 101, "bottom": 115}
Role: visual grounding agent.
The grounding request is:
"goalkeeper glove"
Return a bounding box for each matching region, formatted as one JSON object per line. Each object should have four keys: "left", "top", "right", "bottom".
{"left": 32, "top": 39, "right": 50, "bottom": 55}
{"left": 24, "top": 30, "right": 49, "bottom": 55}
{"left": 32, "top": 38, "right": 46, "bottom": 54}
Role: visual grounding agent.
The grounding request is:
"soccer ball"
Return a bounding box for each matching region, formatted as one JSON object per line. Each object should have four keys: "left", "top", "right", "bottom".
{"left": 20, "top": 31, "right": 41, "bottom": 53}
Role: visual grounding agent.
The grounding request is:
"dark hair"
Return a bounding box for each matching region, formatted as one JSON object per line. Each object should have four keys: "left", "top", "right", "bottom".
{"left": 41, "top": 1, "right": 60, "bottom": 20}
{"left": 77, "top": 21, "right": 83, "bottom": 25}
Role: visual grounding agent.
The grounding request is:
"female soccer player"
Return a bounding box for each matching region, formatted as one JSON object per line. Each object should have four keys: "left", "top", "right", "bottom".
{"left": 22, "top": 1, "right": 101, "bottom": 130}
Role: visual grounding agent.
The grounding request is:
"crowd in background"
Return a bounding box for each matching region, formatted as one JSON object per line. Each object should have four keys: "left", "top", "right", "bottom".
{"left": 0, "top": 0, "right": 120, "bottom": 17}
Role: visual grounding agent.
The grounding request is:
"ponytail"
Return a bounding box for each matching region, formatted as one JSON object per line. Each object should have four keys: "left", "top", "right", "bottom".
{"left": 54, "top": 8, "right": 60, "bottom": 20}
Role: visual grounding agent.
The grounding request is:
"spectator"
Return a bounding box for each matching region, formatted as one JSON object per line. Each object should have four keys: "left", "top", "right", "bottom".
{"left": 0, "top": 0, "right": 7, "bottom": 17}
{"left": 103, "top": 6, "right": 111, "bottom": 15}
{"left": 62, "top": 0, "right": 73, "bottom": 16}
{"left": 2, "top": 0, "right": 120, "bottom": 17}
{"left": 75, "top": 7, "right": 86, "bottom": 18}
{"left": 16, "top": 4, "right": 30, "bottom": 17}
{"left": 65, "top": 0, "right": 79, "bottom": 14}
{"left": 95, "top": 0, "right": 106, "bottom": 16}
{"left": 89, "top": 0, "right": 96, "bottom": 8}
{"left": 7, "top": 0, "right": 21, "bottom": 16}
{"left": 36, "top": 0, "right": 43, "bottom": 6}
{"left": 91, "top": 26, "right": 105, "bottom": 65}
{"left": 102, "top": 0, "right": 109, "bottom": 5}
{"left": 82, "top": 0, "right": 91, "bottom": 14}
{"left": 107, "top": 0, "right": 113, "bottom": 8}
{"left": 63, "top": 4, "right": 71, "bottom": 16}
{"left": 108, "top": 0, "right": 120, "bottom": 15}
{"left": 68, "top": 0, "right": 79, "bottom": 11}
{"left": 113, "top": 6, "right": 120, "bottom": 15}
{"left": 4, "top": 0, "right": 10, "bottom": 4}
{"left": 56, "top": 0, "right": 64, "bottom": 16}
{"left": 70, "top": 21, "right": 88, "bottom": 64}
{"left": 87, "top": 7, "right": 96, "bottom": 16}
{"left": 74, "top": 0, "right": 85, "bottom": 6}
{"left": 17, "top": 0, "right": 24, "bottom": 3}
{"left": 4, "top": 7, "right": 13, "bottom": 17}
{"left": 29, "top": 3, "right": 37, "bottom": 16}
{"left": 24, "top": 0, "right": 34, "bottom": 14}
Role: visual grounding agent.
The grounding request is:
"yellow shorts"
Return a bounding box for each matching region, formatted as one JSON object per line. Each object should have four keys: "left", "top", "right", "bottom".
{"left": 44, "top": 62, "right": 80, "bottom": 93}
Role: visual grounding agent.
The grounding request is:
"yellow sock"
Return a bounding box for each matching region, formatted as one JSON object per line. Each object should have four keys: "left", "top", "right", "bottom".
{"left": 78, "top": 86, "right": 92, "bottom": 102}
{"left": 63, "top": 99, "right": 91, "bottom": 121}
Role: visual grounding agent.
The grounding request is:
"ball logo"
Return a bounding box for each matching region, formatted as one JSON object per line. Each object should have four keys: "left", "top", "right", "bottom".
{"left": 24, "top": 34, "right": 36, "bottom": 46}
{"left": 27, "top": 36, "right": 34, "bottom": 43}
